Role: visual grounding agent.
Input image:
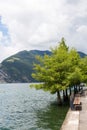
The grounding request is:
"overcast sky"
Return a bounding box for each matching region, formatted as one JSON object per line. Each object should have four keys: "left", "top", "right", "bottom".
{"left": 0, "top": 0, "right": 87, "bottom": 62}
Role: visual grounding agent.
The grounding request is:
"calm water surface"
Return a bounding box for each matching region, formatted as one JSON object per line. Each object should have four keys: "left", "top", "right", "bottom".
{"left": 0, "top": 83, "right": 68, "bottom": 130}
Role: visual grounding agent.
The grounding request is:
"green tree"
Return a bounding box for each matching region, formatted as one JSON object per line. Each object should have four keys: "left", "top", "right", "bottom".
{"left": 79, "top": 56, "right": 87, "bottom": 83}
{"left": 67, "top": 49, "right": 82, "bottom": 85}
{"left": 31, "top": 38, "right": 70, "bottom": 104}
{"left": 31, "top": 38, "right": 86, "bottom": 104}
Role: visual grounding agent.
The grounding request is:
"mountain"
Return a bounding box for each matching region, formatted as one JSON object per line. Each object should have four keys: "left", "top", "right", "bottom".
{"left": 0, "top": 50, "right": 51, "bottom": 83}
{"left": 0, "top": 50, "right": 86, "bottom": 83}
{"left": 78, "top": 51, "right": 87, "bottom": 58}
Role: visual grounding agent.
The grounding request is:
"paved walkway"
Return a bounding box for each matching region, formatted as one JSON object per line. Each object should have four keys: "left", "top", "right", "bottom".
{"left": 61, "top": 90, "right": 87, "bottom": 130}
{"left": 79, "top": 91, "right": 87, "bottom": 130}
{"left": 60, "top": 109, "right": 79, "bottom": 130}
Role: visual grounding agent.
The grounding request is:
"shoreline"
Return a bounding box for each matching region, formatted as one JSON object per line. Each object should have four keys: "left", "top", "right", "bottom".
{"left": 60, "top": 90, "right": 87, "bottom": 130}
{"left": 60, "top": 109, "right": 79, "bottom": 130}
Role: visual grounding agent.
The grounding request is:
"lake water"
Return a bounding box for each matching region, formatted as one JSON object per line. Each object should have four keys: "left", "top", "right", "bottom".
{"left": 0, "top": 83, "right": 68, "bottom": 130}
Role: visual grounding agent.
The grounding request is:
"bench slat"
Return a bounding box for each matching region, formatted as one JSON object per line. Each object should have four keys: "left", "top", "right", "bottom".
{"left": 73, "top": 97, "right": 80, "bottom": 105}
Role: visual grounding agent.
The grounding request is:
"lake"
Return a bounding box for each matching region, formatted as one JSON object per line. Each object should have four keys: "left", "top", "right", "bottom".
{"left": 0, "top": 83, "right": 68, "bottom": 130}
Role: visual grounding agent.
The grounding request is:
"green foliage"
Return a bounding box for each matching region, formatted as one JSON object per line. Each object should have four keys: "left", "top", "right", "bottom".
{"left": 67, "top": 67, "right": 82, "bottom": 86}
{"left": 1, "top": 50, "right": 51, "bottom": 82}
{"left": 0, "top": 44, "right": 86, "bottom": 84}
{"left": 31, "top": 38, "right": 87, "bottom": 94}
{"left": 79, "top": 56, "right": 87, "bottom": 83}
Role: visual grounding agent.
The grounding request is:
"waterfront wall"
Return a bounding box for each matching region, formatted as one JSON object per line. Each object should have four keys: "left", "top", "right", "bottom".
{"left": 60, "top": 109, "right": 79, "bottom": 130}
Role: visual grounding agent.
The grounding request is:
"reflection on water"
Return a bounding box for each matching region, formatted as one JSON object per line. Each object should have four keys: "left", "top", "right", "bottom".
{"left": 0, "top": 83, "right": 68, "bottom": 130}
{"left": 36, "top": 103, "right": 68, "bottom": 130}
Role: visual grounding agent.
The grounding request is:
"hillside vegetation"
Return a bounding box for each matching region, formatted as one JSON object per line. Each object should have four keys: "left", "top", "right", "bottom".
{"left": 0, "top": 50, "right": 51, "bottom": 82}
{"left": 0, "top": 50, "right": 86, "bottom": 83}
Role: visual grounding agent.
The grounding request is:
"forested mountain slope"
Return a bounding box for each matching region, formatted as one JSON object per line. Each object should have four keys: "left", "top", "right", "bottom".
{"left": 0, "top": 50, "right": 86, "bottom": 83}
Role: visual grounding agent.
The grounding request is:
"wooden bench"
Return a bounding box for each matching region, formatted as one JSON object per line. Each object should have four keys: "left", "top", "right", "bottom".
{"left": 73, "top": 97, "right": 82, "bottom": 110}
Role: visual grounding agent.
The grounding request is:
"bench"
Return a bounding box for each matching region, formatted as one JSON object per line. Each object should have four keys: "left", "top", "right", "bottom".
{"left": 73, "top": 97, "right": 82, "bottom": 110}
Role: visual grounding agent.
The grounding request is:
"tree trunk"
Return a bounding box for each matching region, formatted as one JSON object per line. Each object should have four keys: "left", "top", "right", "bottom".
{"left": 63, "top": 90, "right": 66, "bottom": 102}
{"left": 65, "top": 89, "right": 69, "bottom": 101}
{"left": 57, "top": 91, "right": 62, "bottom": 105}
{"left": 65, "top": 89, "right": 68, "bottom": 97}
{"left": 69, "top": 87, "right": 71, "bottom": 95}
{"left": 79, "top": 85, "right": 80, "bottom": 91}
{"left": 74, "top": 86, "right": 75, "bottom": 94}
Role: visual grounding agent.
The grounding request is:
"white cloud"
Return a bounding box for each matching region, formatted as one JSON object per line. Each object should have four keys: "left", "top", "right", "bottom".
{"left": 76, "top": 25, "right": 87, "bottom": 34}
{"left": 0, "top": 0, "right": 87, "bottom": 62}
{"left": 0, "top": 31, "right": 3, "bottom": 40}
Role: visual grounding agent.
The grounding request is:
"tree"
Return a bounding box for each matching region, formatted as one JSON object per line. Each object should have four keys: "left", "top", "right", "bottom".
{"left": 67, "top": 48, "right": 82, "bottom": 88}
{"left": 79, "top": 56, "right": 87, "bottom": 83}
{"left": 31, "top": 38, "right": 86, "bottom": 104}
{"left": 31, "top": 38, "right": 69, "bottom": 104}
{"left": 67, "top": 49, "right": 87, "bottom": 93}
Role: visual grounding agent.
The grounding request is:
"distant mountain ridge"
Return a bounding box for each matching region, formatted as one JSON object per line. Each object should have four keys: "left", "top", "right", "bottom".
{"left": 0, "top": 50, "right": 86, "bottom": 83}
{"left": 0, "top": 50, "right": 51, "bottom": 83}
{"left": 78, "top": 51, "right": 87, "bottom": 58}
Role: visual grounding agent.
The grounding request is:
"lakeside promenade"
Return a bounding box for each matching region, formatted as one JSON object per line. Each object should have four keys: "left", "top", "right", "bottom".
{"left": 61, "top": 90, "right": 87, "bottom": 130}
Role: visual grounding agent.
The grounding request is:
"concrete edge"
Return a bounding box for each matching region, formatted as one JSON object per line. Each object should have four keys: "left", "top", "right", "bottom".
{"left": 60, "top": 108, "right": 79, "bottom": 130}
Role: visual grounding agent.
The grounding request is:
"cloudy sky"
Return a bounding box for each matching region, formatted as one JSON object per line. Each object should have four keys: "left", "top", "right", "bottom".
{"left": 0, "top": 0, "right": 87, "bottom": 62}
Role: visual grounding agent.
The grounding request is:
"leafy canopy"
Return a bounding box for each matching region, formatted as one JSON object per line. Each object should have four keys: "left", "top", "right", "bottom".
{"left": 31, "top": 38, "right": 87, "bottom": 94}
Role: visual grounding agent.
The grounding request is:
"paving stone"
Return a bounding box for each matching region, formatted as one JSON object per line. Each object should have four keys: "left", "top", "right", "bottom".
{"left": 61, "top": 91, "right": 87, "bottom": 130}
